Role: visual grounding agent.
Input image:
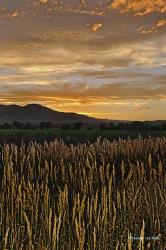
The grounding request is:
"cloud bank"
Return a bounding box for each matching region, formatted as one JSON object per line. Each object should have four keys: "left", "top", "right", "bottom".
{"left": 0, "top": 0, "right": 165, "bottom": 120}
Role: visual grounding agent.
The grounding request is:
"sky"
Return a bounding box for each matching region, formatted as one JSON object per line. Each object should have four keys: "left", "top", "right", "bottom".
{"left": 0, "top": 0, "right": 166, "bottom": 120}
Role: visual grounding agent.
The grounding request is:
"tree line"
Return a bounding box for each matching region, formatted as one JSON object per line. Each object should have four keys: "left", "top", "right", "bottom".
{"left": 0, "top": 122, "right": 83, "bottom": 130}
{"left": 100, "top": 121, "right": 166, "bottom": 131}
{"left": 0, "top": 121, "right": 165, "bottom": 131}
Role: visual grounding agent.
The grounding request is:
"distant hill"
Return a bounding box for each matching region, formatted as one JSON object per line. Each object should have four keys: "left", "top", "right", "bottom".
{"left": 0, "top": 104, "right": 102, "bottom": 124}
{"left": 144, "top": 120, "right": 166, "bottom": 126}
{"left": 0, "top": 104, "right": 165, "bottom": 126}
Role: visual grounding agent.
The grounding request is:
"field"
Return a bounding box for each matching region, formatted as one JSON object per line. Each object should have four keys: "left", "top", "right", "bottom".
{"left": 0, "top": 137, "right": 166, "bottom": 249}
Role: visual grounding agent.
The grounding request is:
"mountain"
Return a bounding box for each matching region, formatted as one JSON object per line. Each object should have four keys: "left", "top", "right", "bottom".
{"left": 0, "top": 104, "right": 101, "bottom": 124}
{"left": 0, "top": 104, "right": 165, "bottom": 125}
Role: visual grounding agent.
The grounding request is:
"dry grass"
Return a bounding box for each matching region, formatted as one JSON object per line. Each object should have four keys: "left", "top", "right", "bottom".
{"left": 0, "top": 137, "right": 166, "bottom": 249}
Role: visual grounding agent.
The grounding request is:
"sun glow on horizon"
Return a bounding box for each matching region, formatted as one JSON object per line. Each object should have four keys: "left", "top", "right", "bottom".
{"left": 0, "top": 0, "right": 165, "bottom": 120}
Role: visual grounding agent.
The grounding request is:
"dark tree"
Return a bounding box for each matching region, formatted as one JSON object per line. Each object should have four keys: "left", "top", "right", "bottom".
{"left": 39, "top": 122, "right": 45, "bottom": 130}
{"left": 100, "top": 123, "right": 109, "bottom": 130}
{"left": 162, "top": 124, "right": 166, "bottom": 130}
{"left": 13, "top": 121, "right": 24, "bottom": 129}
{"left": 131, "top": 121, "right": 145, "bottom": 130}
{"left": 72, "top": 122, "right": 83, "bottom": 130}
{"left": 24, "top": 122, "right": 35, "bottom": 129}
{"left": 45, "top": 122, "right": 53, "bottom": 129}
{"left": 109, "top": 122, "right": 115, "bottom": 130}
{"left": 87, "top": 126, "right": 93, "bottom": 130}
{"left": 1, "top": 123, "right": 12, "bottom": 129}
{"left": 61, "top": 124, "right": 71, "bottom": 130}
{"left": 117, "top": 122, "right": 126, "bottom": 130}
{"left": 39, "top": 122, "right": 53, "bottom": 130}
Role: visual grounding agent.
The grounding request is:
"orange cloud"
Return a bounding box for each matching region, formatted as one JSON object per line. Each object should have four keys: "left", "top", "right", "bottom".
{"left": 110, "top": 0, "right": 166, "bottom": 15}
{"left": 133, "top": 106, "right": 151, "bottom": 112}
{"left": 40, "top": 0, "right": 48, "bottom": 4}
{"left": 139, "top": 19, "right": 166, "bottom": 34}
{"left": 81, "top": 0, "right": 86, "bottom": 4}
{"left": 11, "top": 12, "right": 19, "bottom": 18}
{"left": 156, "top": 19, "right": 166, "bottom": 27}
{"left": 92, "top": 23, "right": 103, "bottom": 32}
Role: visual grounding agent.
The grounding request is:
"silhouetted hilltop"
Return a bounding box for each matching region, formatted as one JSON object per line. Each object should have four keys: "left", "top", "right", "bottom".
{"left": 0, "top": 104, "right": 165, "bottom": 126}
{"left": 0, "top": 104, "right": 100, "bottom": 124}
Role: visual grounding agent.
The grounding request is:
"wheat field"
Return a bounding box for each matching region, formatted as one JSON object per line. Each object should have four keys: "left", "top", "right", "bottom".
{"left": 0, "top": 137, "right": 166, "bottom": 249}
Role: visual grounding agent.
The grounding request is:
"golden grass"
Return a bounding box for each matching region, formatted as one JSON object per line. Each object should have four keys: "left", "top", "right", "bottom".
{"left": 0, "top": 137, "right": 165, "bottom": 249}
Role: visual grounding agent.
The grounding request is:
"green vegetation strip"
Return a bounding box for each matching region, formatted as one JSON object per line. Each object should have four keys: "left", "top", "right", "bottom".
{"left": 0, "top": 128, "right": 166, "bottom": 144}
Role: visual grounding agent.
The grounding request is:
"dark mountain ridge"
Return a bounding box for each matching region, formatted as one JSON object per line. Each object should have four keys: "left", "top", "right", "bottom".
{"left": 0, "top": 104, "right": 101, "bottom": 124}
{"left": 0, "top": 104, "right": 165, "bottom": 125}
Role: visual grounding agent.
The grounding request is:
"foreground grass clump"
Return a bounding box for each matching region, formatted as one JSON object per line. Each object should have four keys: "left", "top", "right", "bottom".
{"left": 0, "top": 137, "right": 166, "bottom": 249}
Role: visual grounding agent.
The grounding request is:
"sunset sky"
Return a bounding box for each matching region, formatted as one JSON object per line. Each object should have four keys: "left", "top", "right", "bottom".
{"left": 0, "top": 0, "right": 166, "bottom": 120}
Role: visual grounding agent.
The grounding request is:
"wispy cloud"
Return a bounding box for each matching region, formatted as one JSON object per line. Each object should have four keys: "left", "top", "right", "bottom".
{"left": 110, "top": 0, "right": 166, "bottom": 15}
{"left": 0, "top": 0, "right": 165, "bottom": 120}
{"left": 139, "top": 19, "right": 166, "bottom": 34}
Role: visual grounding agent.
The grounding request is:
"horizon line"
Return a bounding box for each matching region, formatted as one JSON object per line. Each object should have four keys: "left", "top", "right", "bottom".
{"left": 0, "top": 103, "right": 165, "bottom": 122}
